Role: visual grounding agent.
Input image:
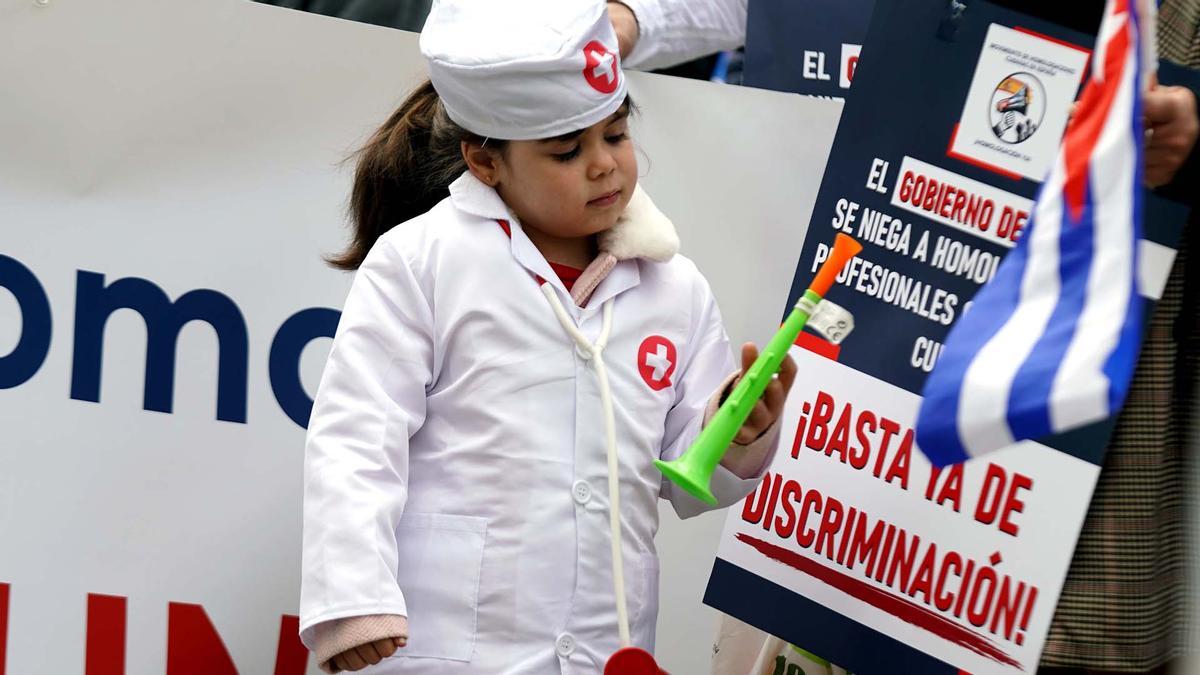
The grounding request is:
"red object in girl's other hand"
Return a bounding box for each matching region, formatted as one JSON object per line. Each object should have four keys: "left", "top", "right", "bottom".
{"left": 604, "top": 647, "right": 668, "bottom": 674}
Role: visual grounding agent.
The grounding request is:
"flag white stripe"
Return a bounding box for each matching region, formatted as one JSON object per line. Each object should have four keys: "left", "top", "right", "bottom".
{"left": 958, "top": 161, "right": 1067, "bottom": 457}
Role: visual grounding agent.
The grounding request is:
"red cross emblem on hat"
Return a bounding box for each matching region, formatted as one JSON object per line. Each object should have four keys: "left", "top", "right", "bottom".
{"left": 582, "top": 40, "right": 619, "bottom": 94}
{"left": 637, "top": 336, "right": 676, "bottom": 391}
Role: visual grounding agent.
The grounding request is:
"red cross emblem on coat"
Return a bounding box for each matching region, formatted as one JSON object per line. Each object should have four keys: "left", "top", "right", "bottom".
{"left": 637, "top": 336, "right": 677, "bottom": 391}
{"left": 582, "top": 40, "right": 619, "bottom": 94}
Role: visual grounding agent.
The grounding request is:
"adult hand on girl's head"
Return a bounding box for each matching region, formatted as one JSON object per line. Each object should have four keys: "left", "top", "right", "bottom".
{"left": 607, "top": 1, "right": 640, "bottom": 58}
{"left": 733, "top": 343, "right": 798, "bottom": 445}
{"left": 331, "top": 636, "right": 407, "bottom": 672}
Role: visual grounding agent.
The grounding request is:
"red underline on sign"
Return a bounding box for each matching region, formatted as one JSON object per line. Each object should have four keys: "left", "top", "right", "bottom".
{"left": 736, "top": 534, "right": 1023, "bottom": 670}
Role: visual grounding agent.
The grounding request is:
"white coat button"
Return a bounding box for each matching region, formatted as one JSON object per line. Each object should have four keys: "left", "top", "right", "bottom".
{"left": 572, "top": 480, "right": 592, "bottom": 505}
{"left": 555, "top": 633, "right": 576, "bottom": 657}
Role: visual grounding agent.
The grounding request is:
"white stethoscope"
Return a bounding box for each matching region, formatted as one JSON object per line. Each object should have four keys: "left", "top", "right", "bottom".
{"left": 541, "top": 286, "right": 663, "bottom": 674}
{"left": 541, "top": 290, "right": 628, "bottom": 636}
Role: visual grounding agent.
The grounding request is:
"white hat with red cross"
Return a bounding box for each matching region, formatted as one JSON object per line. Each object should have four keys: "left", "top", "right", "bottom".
{"left": 419, "top": 0, "right": 627, "bottom": 141}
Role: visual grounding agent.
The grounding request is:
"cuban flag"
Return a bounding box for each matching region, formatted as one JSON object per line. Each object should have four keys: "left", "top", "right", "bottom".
{"left": 916, "top": 0, "right": 1158, "bottom": 467}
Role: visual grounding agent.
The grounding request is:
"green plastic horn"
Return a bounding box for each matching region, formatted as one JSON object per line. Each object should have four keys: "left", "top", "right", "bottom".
{"left": 655, "top": 233, "right": 864, "bottom": 505}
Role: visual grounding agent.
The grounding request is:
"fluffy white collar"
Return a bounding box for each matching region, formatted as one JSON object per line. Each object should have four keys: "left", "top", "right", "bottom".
{"left": 598, "top": 183, "right": 680, "bottom": 262}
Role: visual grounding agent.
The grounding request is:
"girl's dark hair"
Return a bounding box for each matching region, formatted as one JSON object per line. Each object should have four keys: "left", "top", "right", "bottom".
{"left": 327, "top": 80, "right": 502, "bottom": 270}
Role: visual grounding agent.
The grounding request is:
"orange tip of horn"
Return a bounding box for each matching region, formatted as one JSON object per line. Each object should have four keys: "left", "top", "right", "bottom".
{"left": 808, "top": 233, "right": 862, "bottom": 298}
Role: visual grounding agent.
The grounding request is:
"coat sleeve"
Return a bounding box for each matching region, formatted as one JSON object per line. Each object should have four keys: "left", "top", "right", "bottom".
{"left": 658, "top": 274, "right": 774, "bottom": 519}
{"left": 298, "top": 237, "right": 435, "bottom": 648}
{"left": 619, "top": 0, "right": 748, "bottom": 71}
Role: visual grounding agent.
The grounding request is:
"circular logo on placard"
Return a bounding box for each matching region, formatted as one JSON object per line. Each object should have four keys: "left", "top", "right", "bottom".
{"left": 582, "top": 40, "right": 619, "bottom": 94}
{"left": 988, "top": 72, "right": 1045, "bottom": 145}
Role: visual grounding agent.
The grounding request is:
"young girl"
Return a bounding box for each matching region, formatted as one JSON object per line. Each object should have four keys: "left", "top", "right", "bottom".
{"left": 299, "top": 1, "right": 796, "bottom": 672}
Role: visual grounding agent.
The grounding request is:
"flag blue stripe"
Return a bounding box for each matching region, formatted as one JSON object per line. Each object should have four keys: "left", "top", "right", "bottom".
{"left": 1103, "top": 259, "right": 1143, "bottom": 413}
{"left": 1006, "top": 179, "right": 1096, "bottom": 441}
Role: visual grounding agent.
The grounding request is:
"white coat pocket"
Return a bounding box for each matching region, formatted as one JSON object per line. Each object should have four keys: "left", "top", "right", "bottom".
{"left": 394, "top": 512, "right": 488, "bottom": 661}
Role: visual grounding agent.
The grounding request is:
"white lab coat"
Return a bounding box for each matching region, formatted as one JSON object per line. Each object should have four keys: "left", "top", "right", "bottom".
{"left": 300, "top": 172, "right": 767, "bottom": 674}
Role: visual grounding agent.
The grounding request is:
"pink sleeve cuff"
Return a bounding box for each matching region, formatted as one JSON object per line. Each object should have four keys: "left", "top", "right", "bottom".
{"left": 311, "top": 614, "right": 409, "bottom": 673}
{"left": 705, "top": 371, "right": 783, "bottom": 479}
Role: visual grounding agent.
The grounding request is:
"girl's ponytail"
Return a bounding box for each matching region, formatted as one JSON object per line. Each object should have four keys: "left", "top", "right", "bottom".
{"left": 328, "top": 80, "right": 495, "bottom": 270}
